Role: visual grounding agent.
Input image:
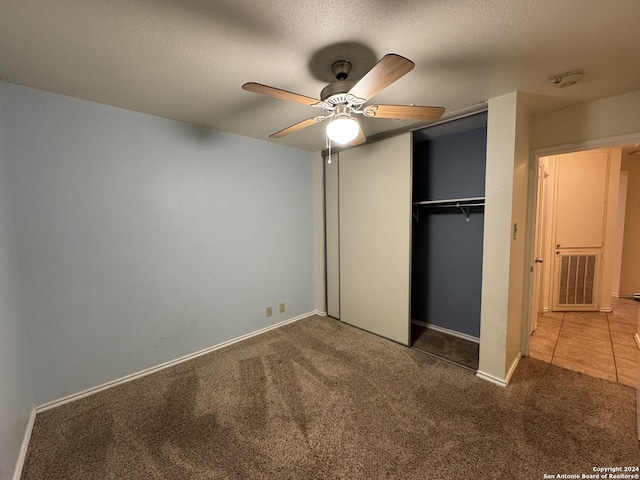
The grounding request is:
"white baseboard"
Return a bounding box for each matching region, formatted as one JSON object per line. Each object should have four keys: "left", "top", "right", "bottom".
{"left": 411, "top": 320, "right": 480, "bottom": 344}
{"left": 475, "top": 370, "right": 508, "bottom": 387}
{"left": 315, "top": 310, "right": 327, "bottom": 316}
{"left": 635, "top": 333, "right": 640, "bottom": 350}
{"left": 476, "top": 353, "right": 522, "bottom": 388}
{"left": 37, "top": 311, "right": 319, "bottom": 413}
{"left": 599, "top": 308, "right": 613, "bottom": 313}
{"left": 13, "top": 408, "right": 36, "bottom": 480}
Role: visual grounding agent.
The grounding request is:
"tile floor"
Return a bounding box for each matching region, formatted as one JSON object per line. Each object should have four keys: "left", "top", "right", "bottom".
{"left": 529, "top": 297, "right": 640, "bottom": 387}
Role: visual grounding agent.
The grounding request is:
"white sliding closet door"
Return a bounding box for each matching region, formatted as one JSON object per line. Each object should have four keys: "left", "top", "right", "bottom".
{"left": 339, "top": 133, "right": 412, "bottom": 345}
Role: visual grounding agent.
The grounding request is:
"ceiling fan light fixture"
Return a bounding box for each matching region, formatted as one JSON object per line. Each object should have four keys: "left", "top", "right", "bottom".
{"left": 242, "top": 54, "right": 444, "bottom": 146}
{"left": 326, "top": 116, "right": 360, "bottom": 144}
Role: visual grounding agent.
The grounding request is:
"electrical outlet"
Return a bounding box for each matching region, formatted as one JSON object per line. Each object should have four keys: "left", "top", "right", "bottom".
{"left": 266, "top": 306, "right": 272, "bottom": 317}
{"left": 279, "top": 303, "right": 285, "bottom": 313}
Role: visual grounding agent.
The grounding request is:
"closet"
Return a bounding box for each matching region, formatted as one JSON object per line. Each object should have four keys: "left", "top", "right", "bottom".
{"left": 410, "top": 112, "right": 487, "bottom": 370}
{"left": 323, "top": 114, "right": 488, "bottom": 371}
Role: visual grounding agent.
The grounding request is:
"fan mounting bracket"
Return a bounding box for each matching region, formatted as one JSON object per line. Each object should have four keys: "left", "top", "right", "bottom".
{"left": 331, "top": 60, "right": 352, "bottom": 81}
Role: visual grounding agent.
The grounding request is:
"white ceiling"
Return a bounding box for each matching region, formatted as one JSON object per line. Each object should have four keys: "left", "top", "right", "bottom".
{"left": 2, "top": 0, "right": 640, "bottom": 151}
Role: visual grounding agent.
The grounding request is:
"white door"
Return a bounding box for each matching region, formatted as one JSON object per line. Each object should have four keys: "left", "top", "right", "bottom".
{"left": 338, "top": 133, "right": 412, "bottom": 345}
{"left": 530, "top": 163, "right": 550, "bottom": 333}
{"left": 552, "top": 150, "right": 609, "bottom": 311}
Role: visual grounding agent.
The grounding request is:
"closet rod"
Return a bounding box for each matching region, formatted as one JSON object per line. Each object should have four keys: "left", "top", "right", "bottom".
{"left": 419, "top": 202, "right": 484, "bottom": 208}
{"left": 412, "top": 202, "right": 484, "bottom": 222}
{"left": 413, "top": 196, "right": 484, "bottom": 205}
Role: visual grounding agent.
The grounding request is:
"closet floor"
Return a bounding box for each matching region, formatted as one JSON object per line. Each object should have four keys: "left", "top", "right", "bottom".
{"left": 529, "top": 297, "right": 639, "bottom": 387}
{"left": 411, "top": 325, "right": 479, "bottom": 371}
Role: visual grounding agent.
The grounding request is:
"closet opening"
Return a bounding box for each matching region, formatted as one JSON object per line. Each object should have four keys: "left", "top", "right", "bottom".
{"left": 411, "top": 112, "right": 487, "bottom": 371}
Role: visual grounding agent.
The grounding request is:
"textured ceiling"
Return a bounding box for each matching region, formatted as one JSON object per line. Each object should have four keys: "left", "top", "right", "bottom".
{"left": 2, "top": 0, "right": 640, "bottom": 151}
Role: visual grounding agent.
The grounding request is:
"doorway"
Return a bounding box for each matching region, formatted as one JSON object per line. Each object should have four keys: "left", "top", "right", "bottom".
{"left": 527, "top": 144, "right": 639, "bottom": 388}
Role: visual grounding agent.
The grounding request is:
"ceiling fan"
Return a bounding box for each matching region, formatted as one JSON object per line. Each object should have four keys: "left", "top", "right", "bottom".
{"left": 242, "top": 53, "right": 445, "bottom": 146}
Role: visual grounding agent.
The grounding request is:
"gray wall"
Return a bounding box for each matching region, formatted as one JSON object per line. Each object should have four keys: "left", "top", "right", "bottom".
{"left": 0, "top": 92, "right": 34, "bottom": 480}
{"left": 0, "top": 82, "right": 316, "bottom": 406}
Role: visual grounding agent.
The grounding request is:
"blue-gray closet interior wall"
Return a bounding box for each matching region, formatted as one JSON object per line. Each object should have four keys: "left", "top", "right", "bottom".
{"left": 412, "top": 114, "right": 487, "bottom": 338}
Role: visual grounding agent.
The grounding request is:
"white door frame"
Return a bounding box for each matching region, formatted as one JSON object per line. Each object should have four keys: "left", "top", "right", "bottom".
{"left": 529, "top": 163, "right": 550, "bottom": 334}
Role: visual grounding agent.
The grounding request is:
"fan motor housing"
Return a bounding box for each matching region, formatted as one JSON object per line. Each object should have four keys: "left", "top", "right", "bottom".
{"left": 321, "top": 81, "right": 356, "bottom": 104}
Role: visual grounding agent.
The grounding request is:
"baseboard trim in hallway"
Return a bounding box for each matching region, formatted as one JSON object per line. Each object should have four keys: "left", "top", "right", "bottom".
{"left": 36, "top": 311, "right": 319, "bottom": 413}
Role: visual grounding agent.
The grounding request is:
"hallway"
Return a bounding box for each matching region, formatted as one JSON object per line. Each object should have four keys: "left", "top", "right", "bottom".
{"left": 529, "top": 297, "right": 639, "bottom": 387}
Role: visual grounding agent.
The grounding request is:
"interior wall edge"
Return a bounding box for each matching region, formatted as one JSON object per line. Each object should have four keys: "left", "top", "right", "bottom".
{"left": 11, "top": 408, "right": 36, "bottom": 480}
{"left": 476, "top": 352, "right": 521, "bottom": 387}
{"left": 478, "top": 91, "right": 518, "bottom": 381}
{"left": 507, "top": 91, "right": 530, "bottom": 372}
{"left": 0, "top": 82, "right": 37, "bottom": 480}
{"left": 505, "top": 352, "right": 522, "bottom": 386}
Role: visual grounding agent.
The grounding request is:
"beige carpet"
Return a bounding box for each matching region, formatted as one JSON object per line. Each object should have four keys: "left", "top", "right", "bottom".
{"left": 22, "top": 315, "right": 639, "bottom": 479}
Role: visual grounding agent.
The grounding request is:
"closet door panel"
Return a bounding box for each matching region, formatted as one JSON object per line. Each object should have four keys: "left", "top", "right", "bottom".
{"left": 339, "top": 133, "right": 412, "bottom": 345}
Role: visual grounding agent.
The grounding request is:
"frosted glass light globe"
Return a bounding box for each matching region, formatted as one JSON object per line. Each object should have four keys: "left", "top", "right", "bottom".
{"left": 326, "top": 117, "right": 359, "bottom": 144}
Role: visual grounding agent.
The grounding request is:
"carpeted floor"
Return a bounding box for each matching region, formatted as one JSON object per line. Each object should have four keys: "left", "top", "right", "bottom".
{"left": 411, "top": 324, "right": 480, "bottom": 370}
{"left": 22, "top": 315, "right": 639, "bottom": 480}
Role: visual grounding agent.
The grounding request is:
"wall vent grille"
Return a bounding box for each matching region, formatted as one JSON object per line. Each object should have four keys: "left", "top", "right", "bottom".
{"left": 557, "top": 254, "right": 596, "bottom": 306}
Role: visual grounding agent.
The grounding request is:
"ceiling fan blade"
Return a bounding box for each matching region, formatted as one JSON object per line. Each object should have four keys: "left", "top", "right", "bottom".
{"left": 349, "top": 128, "right": 367, "bottom": 146}
{"left": 364, "top": 104, "right": 445, "bottom": 121}
{"left": 269, "top": 117, "right": 324, "bottom": 138}
{"left": 242, "top": 82, "right": 321, "bottom": 106}
{"left": 348, "top": 54, "right": 415, "bottom": 102}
